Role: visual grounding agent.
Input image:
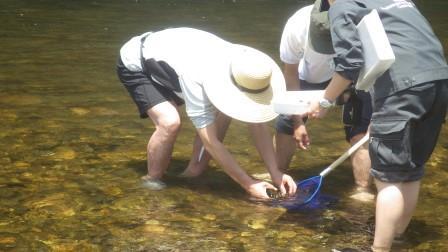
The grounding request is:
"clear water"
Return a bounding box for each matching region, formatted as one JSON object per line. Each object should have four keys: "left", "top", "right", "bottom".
{"left": 1, "top": 0, "right": 448, "bottom": 250}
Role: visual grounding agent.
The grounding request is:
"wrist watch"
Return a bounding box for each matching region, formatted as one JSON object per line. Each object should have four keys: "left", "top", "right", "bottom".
{"left": 319, "top": 98, "right": 335, "bottom": 109}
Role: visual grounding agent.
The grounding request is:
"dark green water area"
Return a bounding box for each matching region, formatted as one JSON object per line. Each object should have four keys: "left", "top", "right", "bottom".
{"left": 1, "top": 0, "right": 447, "bottom": 250}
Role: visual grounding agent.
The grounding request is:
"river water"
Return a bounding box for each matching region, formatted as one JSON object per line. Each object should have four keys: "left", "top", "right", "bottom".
{"left": 1, "top": 0, "right": 447, "bottom": 251}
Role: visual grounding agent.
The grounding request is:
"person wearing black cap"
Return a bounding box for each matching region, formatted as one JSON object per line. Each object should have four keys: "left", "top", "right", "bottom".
{"left": 275, "top": 1, "right": 373, "bottom": 201}
{"left": 304, "top": 0, "right": 448, "bottom": 251}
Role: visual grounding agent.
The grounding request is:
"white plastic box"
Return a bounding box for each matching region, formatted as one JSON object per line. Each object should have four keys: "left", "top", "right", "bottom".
{"left": 272, "top": 90, "right": 325, "bottom": 115}
{"left": 355, "top": 9, "right": 395, "bottom": 91}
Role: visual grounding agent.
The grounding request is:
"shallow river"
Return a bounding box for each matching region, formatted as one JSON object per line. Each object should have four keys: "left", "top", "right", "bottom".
{"left": 1, "top": 0, "right": 448, "bottom": 251}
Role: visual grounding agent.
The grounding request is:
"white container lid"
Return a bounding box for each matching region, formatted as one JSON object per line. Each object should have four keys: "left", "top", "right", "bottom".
{"left": 273, "top": 90, "right": 325, "bottom": 115}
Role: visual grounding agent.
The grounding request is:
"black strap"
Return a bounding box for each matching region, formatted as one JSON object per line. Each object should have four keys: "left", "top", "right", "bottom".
{"left": 139, "top": 33, "right": 181, "bottom": 92}
{"left": 229, "top": 68, "right": 270, "bottom": 94}
{"left": 139, "top": 33, "right": 151, "bottom": 73}
{"left": 144, "top": 59, "right": 181, "bottom": 92}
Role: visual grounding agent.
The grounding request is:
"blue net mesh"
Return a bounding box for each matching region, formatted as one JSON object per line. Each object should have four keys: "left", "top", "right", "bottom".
{"left": 270, "top": 176, "right": 338, "bottom": 211}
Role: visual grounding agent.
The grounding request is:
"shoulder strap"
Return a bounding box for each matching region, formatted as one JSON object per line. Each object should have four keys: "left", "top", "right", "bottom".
{"left": 139, "top": 33, "right": 151, "bottom": 73}
{"left": 139, "top": 32, "right": 181, "bottom": 92}
{"left": 144, "top": 59, "right": 181, "bottom": 92}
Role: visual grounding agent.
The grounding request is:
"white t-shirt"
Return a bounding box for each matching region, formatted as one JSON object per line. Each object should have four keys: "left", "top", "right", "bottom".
{"left": 120, "top": 28, "right": 232, "bottom": 129}
{"left": 279, "top": 5, "right": 335, "bottom": 84}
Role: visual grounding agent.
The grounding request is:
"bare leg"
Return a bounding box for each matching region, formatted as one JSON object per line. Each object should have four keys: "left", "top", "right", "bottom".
{"left": 178, "top": 134, "right": 210, "bottom": 177}
{"left": 394, "top": 181, "right": 420, "bottom": 236}
{"left": 372, "top": 179, "right": 420, "bottom": 251}
{"left": 180, "top": 112, "right": 231, "bottom": 177}
{"left": 273, "top": 132, "right": 296, "bottom": 172}
{"left": 350, "top": 133, "right": 372, "bottom": 187}
{"left": 143, "top": 101, "right": 181, "bottom": 180}
{"left": 349, "top": 133, "right": 374, "bottom": 202}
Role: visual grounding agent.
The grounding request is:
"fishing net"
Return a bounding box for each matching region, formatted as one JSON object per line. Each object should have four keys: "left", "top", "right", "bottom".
{"left": 271, "top": 176, "right": 338, "bottom": 211}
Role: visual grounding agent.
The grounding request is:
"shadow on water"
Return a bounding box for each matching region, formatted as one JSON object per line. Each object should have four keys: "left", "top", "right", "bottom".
{"left": 126, "top": 158, "right": 248, "bottom": 198}
{"left": 1, "top": 0, "right": 448, "bottom": 250}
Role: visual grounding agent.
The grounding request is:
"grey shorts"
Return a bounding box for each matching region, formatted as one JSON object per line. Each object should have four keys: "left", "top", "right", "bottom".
{"left": 116, "top": 58, "right": 184, "bottom": 118}
{"left": 369, "top": 80, "right": 448, "bottom": 182}
{"left": 275, "top": 79, "right": 372, "bottom": 141}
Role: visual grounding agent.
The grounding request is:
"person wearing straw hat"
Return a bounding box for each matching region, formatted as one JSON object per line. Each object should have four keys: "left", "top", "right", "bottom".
{"left": 116, "top": 27, "right": 297, "bottom": 199}
{"left": 274, "top": 1, "right": 373, "bottom": 201}
{"left": 304, "top": 0, "right": 448, "bottom": 251}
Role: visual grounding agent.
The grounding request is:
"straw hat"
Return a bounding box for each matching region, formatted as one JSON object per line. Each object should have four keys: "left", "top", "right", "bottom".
{"left": 203, "top": 45, "right": 285, "bottom": 123}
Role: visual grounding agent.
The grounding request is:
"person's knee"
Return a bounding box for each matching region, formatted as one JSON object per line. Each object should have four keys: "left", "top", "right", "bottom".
{"left": 158, "top": 115, "right": 181, "bottom": 136}
{"left": 275, "top": 115, "right": 294, "bottom": 135}
{"left": 349, "top": 132, "right": 368, "bottom": 145}
{"left": 350, "top": 133, "right": 370, "bottom": 159}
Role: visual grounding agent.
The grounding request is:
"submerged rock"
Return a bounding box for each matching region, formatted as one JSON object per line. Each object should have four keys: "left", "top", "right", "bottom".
{"left": 52, "top": 147, "right": 76, "bottom": 160}
{"left": 0, "top": 236, "right": 16, "bottom": 245}
{"left": 278, "top": 230, "right": 297, "bottom": 239}
{"left": 70, "top": 107, "right": 90, "bottom": 116}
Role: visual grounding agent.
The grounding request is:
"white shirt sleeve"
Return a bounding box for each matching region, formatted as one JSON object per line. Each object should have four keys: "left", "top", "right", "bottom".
{"left": 178, "top": 75, "right": 216, "bottom": 129}
{"left": 279, "top": 6, "right": 312, "bottom": 65}
{"left": 120, "top": 32, "right": 152, "bottom": 72}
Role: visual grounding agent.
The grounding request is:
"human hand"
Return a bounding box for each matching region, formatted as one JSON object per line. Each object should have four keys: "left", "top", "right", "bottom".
{"left": 273, "top": 173, "right": 297, "bottom": 197}
{"left": 293, "top": 124, "right": 310, "bottom": 150}
{"left": 306, "top": 100, "right": 328, "bottom": 119}
{"left": 246, "top": 180, "right": 278, "bottom": 199}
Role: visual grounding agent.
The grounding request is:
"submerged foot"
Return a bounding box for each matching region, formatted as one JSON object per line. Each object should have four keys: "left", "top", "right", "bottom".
{"left": 393, "top": 233, "right": 406, "bottom": 244}
{"left": 141, "top": 175, "right": 166, "bottom": 190}
{"left": 178, "top": 168, "right": 205, "bottom": 178}
{"left": 349, "top": 186, "right": 375, "bottom": 202}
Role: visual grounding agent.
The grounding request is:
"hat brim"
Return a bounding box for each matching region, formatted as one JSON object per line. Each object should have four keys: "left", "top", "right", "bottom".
{"left": 203, "top": 45, "right": 285, "bottom": 123}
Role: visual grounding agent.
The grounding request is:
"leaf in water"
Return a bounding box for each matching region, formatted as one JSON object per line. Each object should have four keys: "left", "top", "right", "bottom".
{"left": 0, "top": 237, "right": 16, "bottom": 245}
{"left": 248, "top": 220, "right": 266, "bottom": 230}
{"left": 70, "top": 107, "right": 90, "bottom": 116}
{"left": 143, "top": 225, "right": 166, "bottom": 234}
{"left": 52, "top": 147, "right": 76, "bottom": 160}
{"left": 203, "top": 214, "right": 216, "bottom": 221}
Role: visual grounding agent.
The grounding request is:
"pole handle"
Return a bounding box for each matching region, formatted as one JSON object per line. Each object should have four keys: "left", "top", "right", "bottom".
{"left": 319, "top": 133, "right": 370, "bottom": 177}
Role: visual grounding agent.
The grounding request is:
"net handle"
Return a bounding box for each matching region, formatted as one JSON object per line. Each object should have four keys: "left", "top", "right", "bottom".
{"left": 319, "top": 133, "right": 370, "bottom": 177}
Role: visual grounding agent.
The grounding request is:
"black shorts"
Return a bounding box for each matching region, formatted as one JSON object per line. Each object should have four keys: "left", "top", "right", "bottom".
{"left": 275, "top": 79, "right": 372, "bottom": 142}
{"left": 342, "top": 89, "right": 372, "bottom": 141}
{"left": 369, "top": 80, "right": 448, "bottom": 183}
{"left": 116, "top": 57, "right": 184, "bottom": 118}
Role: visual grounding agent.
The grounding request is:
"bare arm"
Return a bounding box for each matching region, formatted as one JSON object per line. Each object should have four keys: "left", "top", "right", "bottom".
{"left": 307, "top": 72, "right": 352, "bottom": 118}
{"left": 284, "top": 63, "right": 309, "bottom": 150}
{"left": 283, "top": 63, "right": 301, "bottom": 91}
{"left": 248, "top": 123, "right": 297, "bottom": 196}
{"left": 182, "top": 112, "right": 232, "bottom": 177}
{"left": 197, "top": 122, "right": 276, "bottom": 199}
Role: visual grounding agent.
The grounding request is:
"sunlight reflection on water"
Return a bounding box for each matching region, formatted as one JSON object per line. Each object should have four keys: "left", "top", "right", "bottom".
{"left": 1, "top": 0, "right": 448, "bottom": 250}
